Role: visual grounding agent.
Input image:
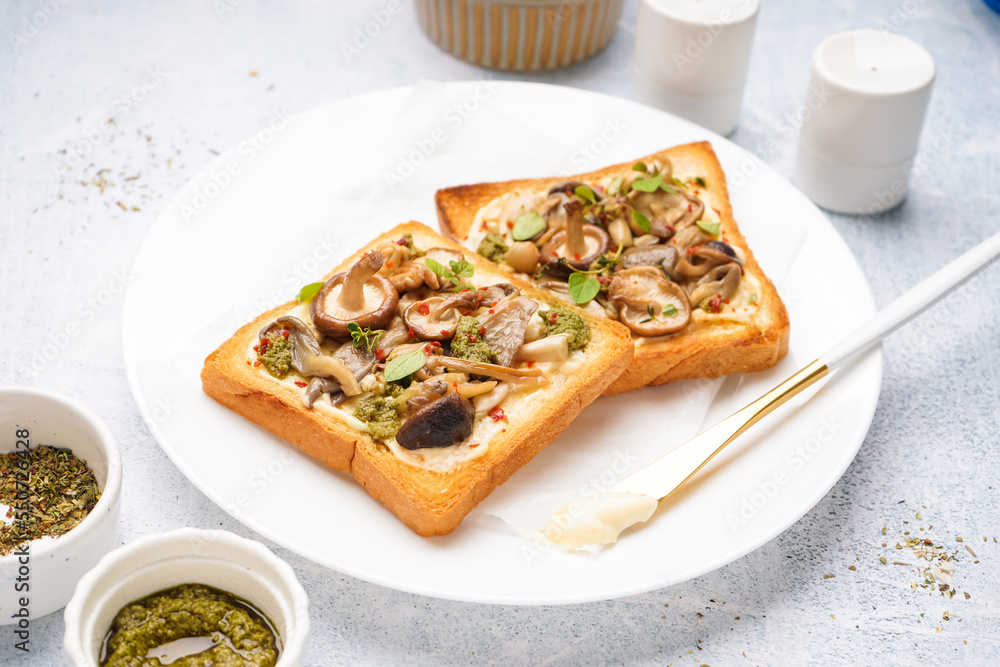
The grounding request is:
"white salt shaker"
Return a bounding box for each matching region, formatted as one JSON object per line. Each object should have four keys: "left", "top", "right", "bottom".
{"left": 794, "top": 30, "right": 936, "bottom": 215}
{"left": 631, "top": 0, "right": 760, "bottom": 136}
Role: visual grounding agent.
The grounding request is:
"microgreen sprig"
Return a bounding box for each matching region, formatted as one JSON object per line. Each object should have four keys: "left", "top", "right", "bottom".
{"left": 347, "top": 322, "right": 383, "bottom": 353}
{"left": 425, "top": 258, "right": 475, "bottom": 291}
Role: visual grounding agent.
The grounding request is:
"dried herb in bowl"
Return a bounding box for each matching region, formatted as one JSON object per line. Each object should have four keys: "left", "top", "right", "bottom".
{"left": 0, "top": 445, "right": 101, "bottom": 556}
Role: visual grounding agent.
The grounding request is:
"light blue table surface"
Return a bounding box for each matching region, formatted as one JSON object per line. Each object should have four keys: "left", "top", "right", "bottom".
{"left": 2, "top": 1, "right": 999, "bottom": 664}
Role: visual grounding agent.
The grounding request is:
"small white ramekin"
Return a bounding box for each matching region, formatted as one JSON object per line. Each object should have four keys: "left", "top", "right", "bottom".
{"left": 0, "top": 387, "right": 123, "bottom": 623}
{"left": 414, "top": 0, "right": 626, "bottom": 71}
{"left": 63, "top": 528, "right": 310, "bottom": 666}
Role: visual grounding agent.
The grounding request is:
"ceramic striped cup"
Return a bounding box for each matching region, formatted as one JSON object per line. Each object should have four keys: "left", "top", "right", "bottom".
{"left": 414, "top": 0, "right": 625, "bottom": 71}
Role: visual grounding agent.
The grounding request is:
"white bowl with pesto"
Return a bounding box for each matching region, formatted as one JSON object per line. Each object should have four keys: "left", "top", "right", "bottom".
{"left": 63, "top": 528, "right": 310, "bottom": 666}
{"left": 0, "top": 387, "right": 123, "bottom": 624}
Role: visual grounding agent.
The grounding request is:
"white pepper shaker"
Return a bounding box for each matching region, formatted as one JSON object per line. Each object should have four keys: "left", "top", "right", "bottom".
{"left": 631, "top": 0, "right": 760, "bottom": 136}
{"left": 794, "top": 30, "right": 936, "bottom": 215}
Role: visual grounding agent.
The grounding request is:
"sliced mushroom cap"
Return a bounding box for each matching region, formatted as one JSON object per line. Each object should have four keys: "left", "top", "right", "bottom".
{"left": 477, "top": 282, "right": 519, "bottom": 307}
{"left": 479, "top": 295, "right": 539, "bottom": 367}
{"left": 688, "top": 262, "right": 742, "bottom": 307}
{"left": 403, "top": 378, "right": 449, "bottom": 412}
{"left": 395, "top": 392, "right": 475, "bottom": 450}
{"left": 675, "top": 242, "right": 740, "bottom": 278}
{"left": 608, "top": 267, "right": 691, "bottom": 336}
{"left": 539, "top": 200, "right": 611, "bottom": 271}
{"left": 311, "top": 252, "right": 398, "bottom": 337}
{"left": 421, "top": 247, "right": 465, "bottom": 270}
{"left": 704, "top": 240, "right": 742, "bottom": 264}
{"left": 403, "top": 292, "right": 484, "bottom": 341}
{"left": 630, "top": 192, "right": 705, "bottom": 236}
{"left": 548, "top": 180, "right": 604, "bottom": 202}
{"left": 621, "top": 244, "right": 680, "bottom": 279}
{"left": 671, "top": 223, "right": 712, "bottom": 250}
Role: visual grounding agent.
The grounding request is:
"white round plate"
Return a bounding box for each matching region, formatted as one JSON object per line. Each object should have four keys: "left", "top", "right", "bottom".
{"left": 123, "top": 82, "right": 880, "bottom": 605}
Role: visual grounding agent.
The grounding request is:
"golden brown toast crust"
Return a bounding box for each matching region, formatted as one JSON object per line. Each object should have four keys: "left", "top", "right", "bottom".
{"left": 201, "top": 222, "right": 633, "bottom": 536}
{"left": 434, "top": 142, "right": 789, "bottom": 395}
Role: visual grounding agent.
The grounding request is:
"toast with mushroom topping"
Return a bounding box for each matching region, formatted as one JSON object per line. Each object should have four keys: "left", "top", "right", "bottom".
{"left": 435, "top": 142, "right": 789, "bottom": 394}
{"left": 201, "top": 222, "right": 632, "bottom": 536}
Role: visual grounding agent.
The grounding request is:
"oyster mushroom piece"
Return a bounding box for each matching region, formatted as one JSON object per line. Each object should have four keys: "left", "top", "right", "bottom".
{"left": 608, "top": 267, "right": 691, "bottom": 336}
{"left": 548, "top": 180, "right": 604, "bottom": 202}
{"left": 671, "top": 223, "right": 712, "bottom": 250}
{"left": 539, "top": 200, "right": 611, "bottom": 272}
{"left": 514, "top": 333, "right": 571, "bottom": 363}
{"left": 421, "top": 247, "right": 465, "bottom": 271}
{"left": 403, "top": 292, "right": 484, "bottom": 340}
{"left": 477, "top": 282, "right": 519, "bottom": 307}
{"left": 473, "top": 382, "right": 510, "bottom": 420}
{"left": 311, "top": 251, "right": 399, "bottom": 338}
{"left": 629, "top": 191, "right": 705, "bottom": 236}
{"left": 304, "top": 377, "right": 340, "bottom": 408}
{"left": 607, "top": 217, "right": 633, "bottom": 249}
{"left": 395, "top": 393, "right": 475, "bottom": 450}
{"left": 301, "top": 317, "right": 412, "bottom": 405}
{"left": 425, "top": 356, "right": 548, "bottom": 385}
{"left": 621, "top": 244, "right": 681, "bottom": 280}
{"left": 480, "top": 295, "right": 539, "bottom": 367}
{"left": 262, "top": 317, "right": 362, "bottom": 396}
{"left": 688, "top": 262, "right": 742, "bottom": 307}
{"left": 675, "top": 240, "right": 741, "bottom": 278}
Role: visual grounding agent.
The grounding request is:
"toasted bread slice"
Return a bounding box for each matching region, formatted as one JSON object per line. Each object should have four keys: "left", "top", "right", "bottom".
{"left": 435, "top": 142, "right": 789, "bottom": 394}
{"left": 202, "top": 222, "right": 633, "bottom": 536}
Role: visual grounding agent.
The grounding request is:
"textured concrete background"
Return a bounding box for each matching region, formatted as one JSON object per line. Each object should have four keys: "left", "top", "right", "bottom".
{"left": 1, "top": 0, "right": 999, "bottom": 664}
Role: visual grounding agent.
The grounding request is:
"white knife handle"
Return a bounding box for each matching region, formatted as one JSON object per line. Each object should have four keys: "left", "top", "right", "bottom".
{"left": 822, "top": 229, "right": 1000, "bottom": 371}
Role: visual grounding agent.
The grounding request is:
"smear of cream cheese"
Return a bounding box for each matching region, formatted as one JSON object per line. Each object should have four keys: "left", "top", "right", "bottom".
{"left": 536, "top": 491, "right": 658, "bottom": 554}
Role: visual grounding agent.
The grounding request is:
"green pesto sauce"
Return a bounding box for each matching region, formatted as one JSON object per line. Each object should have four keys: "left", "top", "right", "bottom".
{"left": 401, "top": 232, "right": 424, "bottom": 258}
{"left": 451, "top": 316, "right": 496, "bottom": 364}
{"left": 476, "top": 233, "right": 508, "bottom": 264}
{"left": 100, "top": 583, "right": 280, "bottom": 667}
{"left": 258, "top": 335, "right": 292, "bottom": 379}
{"left": 354, "top": 395, "right": 402, "bottom": 441}
{"left": 383, "top": 382, "right": 405, "bottom": 398}
{"left": 543, "top": 307, "right": 591, "bottom": 351}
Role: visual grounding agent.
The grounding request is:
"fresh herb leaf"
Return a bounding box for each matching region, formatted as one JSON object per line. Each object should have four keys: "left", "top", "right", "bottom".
{"left": 348, "top": 322, "right": 383, "bottom": 353}
{"left": 297, "top": 282, "right": 325, "bottom": 302}
{"left": 568, "top": 272, "right": 601, "bottom": 305}
{"left": 424, "top": 258, "right": 447, "bottom": 276}
{"left": 606, "top": 176, "right": 624, "bottom": 197}
{"left": 632, "top": 176, "right": 661, "bottom": 193}
{"left": 632, "top": 209, "right": 651, "bottom": 234}
{"left": 697, "top": 219, "right": 721, "bottom": 237}
{"left": 647, "top": 305, "right": 655, "bottom": 318}
{"left": 692, "top": 176, "right": 707, "bottom": 188}
{"left": 512, "top": 213, "right": 546, "bottom": 241}
{"left": 383, "top": 349, "right": 427, "bottom": 383}
{"left": 574, "top": 185, "right": 597, "bottom": 205}
{"left": 632, "top": 161, "right": 648, "bottom": 173}
{"left": 449, "top": 259, "right": 474, "bottom": 278}
{"left": 662, "top": 304, "right": 678, "bottom": 317}
{"left": 633, "top": 175, "right": 678, "bottom": 194}
{"left": 426, "top": 257, "right": 474, "bottom": 290}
